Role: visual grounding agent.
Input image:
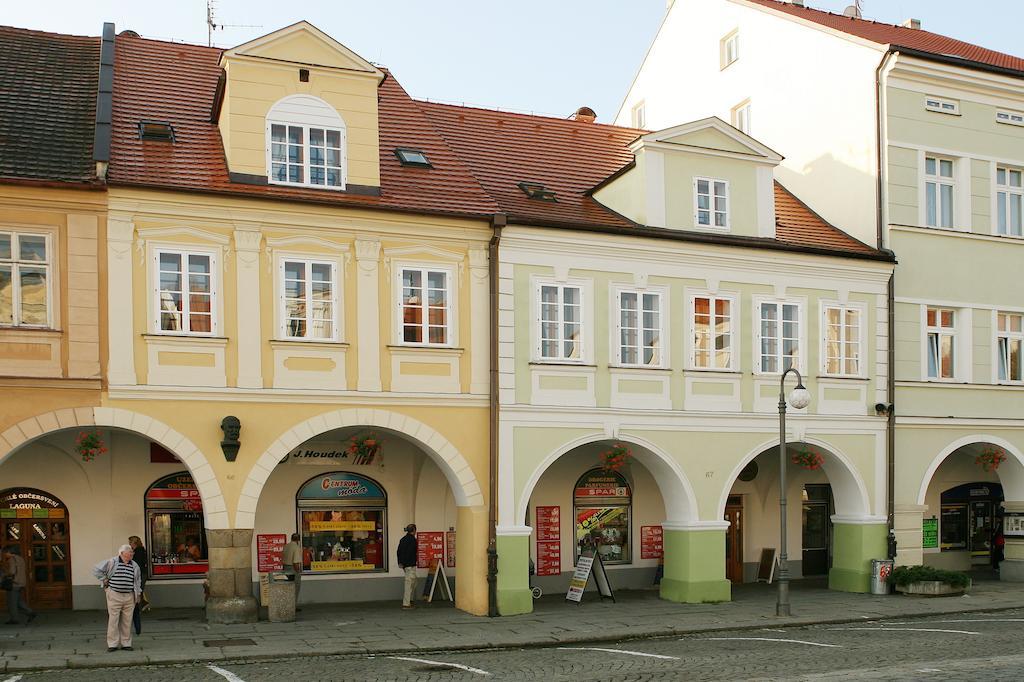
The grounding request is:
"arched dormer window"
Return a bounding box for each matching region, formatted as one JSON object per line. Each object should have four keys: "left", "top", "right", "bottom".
{"left": 266, "top": 95, "right": 347, "bottom": 190}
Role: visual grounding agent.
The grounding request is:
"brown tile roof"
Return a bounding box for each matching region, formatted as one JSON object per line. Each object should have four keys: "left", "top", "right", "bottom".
{"left": 746, "top": 0, "right": 1024, "bottom": 73}
{"left": 0, "top": 26, "right": 99, "bottom": 184}
{"left": 773, "top": 181, "right": 876, "bottom": 254}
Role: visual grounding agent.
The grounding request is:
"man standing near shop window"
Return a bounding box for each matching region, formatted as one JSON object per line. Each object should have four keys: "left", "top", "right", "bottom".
{"left": 397, "top": 524, "right": 418, "bottom": 609}
{"left": 283, "top": 533, "right": 303, "bottom": 608}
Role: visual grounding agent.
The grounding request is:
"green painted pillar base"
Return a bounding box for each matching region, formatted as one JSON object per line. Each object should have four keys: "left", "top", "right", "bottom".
{"left": 496, "top": 530, "right": 533, "bottom": 616}
{"left": 828, "top": 522, "right": 887, "bottom": 593}
{"left": 660, "top": 525, "right": 731, "bottom": 604}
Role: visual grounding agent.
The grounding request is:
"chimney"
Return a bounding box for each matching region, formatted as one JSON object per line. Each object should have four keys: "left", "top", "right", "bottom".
{"left": 902, "top": 18, "right": 921, "bottom": 30}
{"left": 791, "top": 0, "right": 804, "bottom": 6}
{"left": 573, "top": 106, "right": 597, "bottom": 123}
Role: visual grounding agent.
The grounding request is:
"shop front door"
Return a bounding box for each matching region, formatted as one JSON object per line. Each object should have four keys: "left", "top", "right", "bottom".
{"left": 1, "top": 517, "right": 72, "bottom": 610}
{"left": 725, "top": 500, "right": 744, "bottom": 583}
{"left": 801, "top": 484, "right": 832, "bottom": 577}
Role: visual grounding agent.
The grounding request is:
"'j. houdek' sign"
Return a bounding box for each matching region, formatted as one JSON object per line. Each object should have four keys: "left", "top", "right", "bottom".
{"left": 289, "top": 442, "right": 377, "bottom": 466}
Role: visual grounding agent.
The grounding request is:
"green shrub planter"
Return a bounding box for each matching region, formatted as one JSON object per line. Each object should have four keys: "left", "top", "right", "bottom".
{"left": 891, "top": 565, "right": 971, "bottom": 597}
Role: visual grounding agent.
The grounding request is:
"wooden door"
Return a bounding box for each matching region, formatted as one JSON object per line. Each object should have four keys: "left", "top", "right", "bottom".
{"left": 0, "top": 518, "right": 72, "bottom": 610}
{"left": 725, "top": 503, "right": 744, "bottom": 583}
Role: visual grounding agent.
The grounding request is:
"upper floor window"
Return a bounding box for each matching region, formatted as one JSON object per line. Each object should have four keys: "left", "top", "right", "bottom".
{"left": 266, "top": 95, "right": 347, "bottom": 190}
{"left": 925, "top": 156, "right": 955, "bottom": 228}
{"left": 997, "top": 312, "right": 1023, "bottom": 383}
{"left": 732, "top": 101, "right": 751, "bottom": 135}
{"left": 0, "top": 231, "right": 50, "bottom": 328}
{"left": 400, "top": 267, "right": 450, "bottom": 345}
{"left": 996, "top": 166, "right": 1023, "bottom": 237}
{"left": 631, "top": 101, "right": 646, "bottom": 129}
{"left": 280, "top": 258, "right": 337, "bottom": 340}
{"left": 538, "top": 283, "right": 582, "bottom": 362}
{"left": 823, "top": 305, "right": 861, "bottom": 376}
{"left": 155, "top": 249, "right": 217, "bottom": 335}
{"left": 694, "top": 177, "right": 729, "bottom": 228}
{"left": 720, "top": 31, "right": 738, "bottom": 69}
{"left": 997, "top": 110, "right": 1024, "bottom": 127}
{"left": 924, "top": 96, "right": 959, "bottom": 115}
{"left": 616, "top": 289, "right": 661, "bottom": 367}
{"left": 926, "top": 307, "right": 956, "bottom": 379}
{"left": 692, "top": 294, "right": 734, "bottom": 370}
{"left": 758, "top": 301, "right": 800, "bottom": 374}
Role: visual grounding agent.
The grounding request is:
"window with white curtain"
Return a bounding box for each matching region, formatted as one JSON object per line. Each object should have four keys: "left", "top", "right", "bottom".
{"left": 926, "top": 307, "right": 956, "bottom": 379}
{"left": 997, "top": 312, "right": 1023, "bottom": 383}
{"left": 280, "top": 258, "right": 337, "bottom": 340}
{"left": 996, "top": 166, "right": 1024, "bottom": 237}
{"left": 617, "top": 289, "right": 661, "bottom": 366}
{"left": 925, "top": 156, "right": 955, "bottom": 228}
{"left": 823, "top": 305, "right": 861, "bottom": 376}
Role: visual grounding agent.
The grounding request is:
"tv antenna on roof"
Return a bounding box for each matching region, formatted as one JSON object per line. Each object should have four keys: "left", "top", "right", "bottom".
{"left": 207, "top": 0, "right": 261, "bottom": 47}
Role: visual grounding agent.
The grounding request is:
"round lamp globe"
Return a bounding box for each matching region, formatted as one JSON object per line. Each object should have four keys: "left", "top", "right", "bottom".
{"left": 788, "top": 387, "right": 811, "bottom": 410}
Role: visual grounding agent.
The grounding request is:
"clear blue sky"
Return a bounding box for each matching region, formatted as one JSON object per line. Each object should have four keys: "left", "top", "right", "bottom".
{"left": 7, "top": 1, "right": 1023, "bottom": 122}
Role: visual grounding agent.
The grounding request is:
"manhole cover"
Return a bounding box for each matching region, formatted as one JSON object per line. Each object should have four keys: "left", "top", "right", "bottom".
{"left": 203, "top": 638, "right": 257, "bottom": 647}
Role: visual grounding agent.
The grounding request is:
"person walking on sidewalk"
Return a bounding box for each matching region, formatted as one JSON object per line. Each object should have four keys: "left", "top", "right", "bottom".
{"left": 2, "top": 545, "right": 36, "bottom": 625}
{"left": 129, "top": 535, "right": 149, "bottom": 635}
{"left": 397, "top": 524, "right": 418, "bottom": 609}
{"left": 93, "top": 544, "right": 141, "bottom": 652}
{"left": 283, "top": 532, "right": 303, "bottom": 607}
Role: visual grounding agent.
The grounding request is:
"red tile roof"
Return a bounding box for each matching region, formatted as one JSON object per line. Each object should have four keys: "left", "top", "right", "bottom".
{"left": 106, "top": 31, "right": 881, "bottom": 258}
{"left": 746, "top": 0, "right": 1024, "bottom": 73}
{"left": 0, "top": 26, "right": 99, "bottom": 183}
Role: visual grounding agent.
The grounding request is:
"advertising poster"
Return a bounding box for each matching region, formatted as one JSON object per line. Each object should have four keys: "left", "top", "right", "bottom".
{"left": 256, "top": 533, "right": 286, "bottom": 572}
{"left": 535, "top": 506, "right": 560, "bottom": 541}
{"left": 1005, "top": 513, "right": 1024, "bottom": 537}
{"left": 417, "top": 531, "right": 445, "bottom": 569}
{"left": 446, "top": 530, "right": 456, "bottom": 568}
{"left": 536, "top": 540, "right": 561, "bottom": 576}
{"left": 566, "top": 554, "right": 594, "bottom": 603}
{"left": 922, "top": 517, "right": 939, "bottom": 548}
{"left": 640, "top": 525, "right": 664, "bottom": 559}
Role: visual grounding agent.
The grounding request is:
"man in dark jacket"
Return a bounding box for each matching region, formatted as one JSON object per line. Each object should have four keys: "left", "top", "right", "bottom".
{"left": 129, "top": 536, "right": 148, "bottom": 634}
{"left": 397, "top": 524, "right": 418, "bottom": 608}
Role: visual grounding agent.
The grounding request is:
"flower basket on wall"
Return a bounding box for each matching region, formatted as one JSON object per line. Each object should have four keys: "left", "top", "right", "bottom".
{"left": 601, "top": 443, "right": 632, "bottom": 472}
{"left": 976, "top": 447, "right": 1007, "bottom": 472}
{"left": 791, "top": 446, "right": 824, "bottom": 471}
{"left": 75, "top": 430, "right": 107, "bottom": 462}
{"left": 347, "top": 432, "right": 382, "bottom": 466}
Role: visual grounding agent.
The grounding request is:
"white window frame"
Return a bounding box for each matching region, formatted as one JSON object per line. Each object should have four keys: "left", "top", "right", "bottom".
{"left": 394, "top": 264, "right": 456, "bottom": 348}
{"left": 996, "top": 311, "right": 1024, "bottom": 384}
{"left": 267, "top": 121, "right": 347, "bottom": 191}
{"left": 924, "top": 155, "right": 956, "bottom": 229}
{"left": 534, "top": 279, "right": 587, "bottom": 364}
{"left": 753, "top": 297, "right": 805, "bottom": 375}
{"left": 995, "top": 165, "right": 1024, "bottom": 237}
{"left": 819, "top": 302, "right": 866, "bottom": 378}
{"left": 611, "top": 285, "right": 666, "bottom": 369}
{"left": 924, "top": 96, "right": 959, "bottom": 115}
{"left": 924, "top": 306, "right": 957, "bottom": 381}
{"left": 631, "top": 101, "right": 646, "bottom": 129}
{"left": 997, "top": 110, "right": 1024, "bottom": 127}
{"left": 732, "top": 100, "right": 751, "bottom": 135}
{"left": 276, "top": 255, "right": 341, "bottom": 342}
{"left": 151, "top": 247, "right": 220, "bottom": 337}
{"left": 720, "top": 30, "right": 739, "bottom": 69}
{"left": 0, "top": 230, "right": 53, "bottom": 329}
{"left": 688, "top": 291, "right": 738, "bottom": 372}
{"left": 693, "top": 177, "right": 730, "bottom": 230}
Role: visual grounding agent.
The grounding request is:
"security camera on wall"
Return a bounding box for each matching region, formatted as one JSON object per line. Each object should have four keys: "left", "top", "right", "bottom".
{"left": 874, "top": 403, "right": 892, "bottom": 415}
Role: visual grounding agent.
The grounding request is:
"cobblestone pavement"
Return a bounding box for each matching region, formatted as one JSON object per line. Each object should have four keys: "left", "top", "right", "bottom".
{"left": 7, "top": 609, "right": 1024, "bottom": 680}
{"left": 3, "top": 579, "right": 1024, "bottom": 674}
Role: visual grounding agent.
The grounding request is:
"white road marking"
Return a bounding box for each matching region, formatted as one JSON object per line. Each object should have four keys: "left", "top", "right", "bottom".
{"left": 929, "top": 619, "right": 1024, "bottom": 624}
{"left": 702, "top": 637, "right": 841, "bottom": 648}
{"left": 334, "top": 621, "right": 357, "bottom": 626}
{"left": 207, "top": 665, "right": 246, "bottom": 682}
{"left": 390, "top": 656, "right": 492, "bottom": 676}
{"left": 829, "top": 627, "right": 980, "bottom": 635}
{"left": 760, "top": 628, "right": 787, "bottom": 633}
{"left": 2, "top": 676, "right": 24, "bottom": 682}
{"left": 916, "top": 670, "right": 942, "bottom": 673}
{"left": 558, "top": 646, "right": 680, "bottom": 660}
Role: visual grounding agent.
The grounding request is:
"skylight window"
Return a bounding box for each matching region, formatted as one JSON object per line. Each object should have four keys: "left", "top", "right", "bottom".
{"left": 138, "top": 120, "right": 175, "bottom": 142}
{"left": 518, "top": 182, "right": 557, "bottom": 201}
{"left": 394, "top": 148, "right": 432, "bottom": 168}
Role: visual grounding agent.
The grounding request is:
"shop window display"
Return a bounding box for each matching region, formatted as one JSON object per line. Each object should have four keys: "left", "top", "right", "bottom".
{"left": 296, "top": 472, "right": 387, "bottom": 574}
{"left": 144, "top": 472, "right": 208, "bottom": 578}
{"left": 574, "top": 468, "right": 631, "bottom": 565}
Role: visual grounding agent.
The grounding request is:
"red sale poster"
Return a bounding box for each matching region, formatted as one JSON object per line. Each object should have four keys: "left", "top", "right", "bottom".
{"left": 536, "top": 540, "right": 562, "bottom": 576}
{"left": 446, "top": 530, "right": 456, "bottom": 568}
{"left": 535, "top": 505, "right": 560, "bottom": 541}
{"left": 640, "top": 525, "right": 664, "bottom": 560}
{"left": 256, "top": 533, "right": 286, "bottom": 572}
{"left": 417, "top": 531, "right": 445, "bottom": 568}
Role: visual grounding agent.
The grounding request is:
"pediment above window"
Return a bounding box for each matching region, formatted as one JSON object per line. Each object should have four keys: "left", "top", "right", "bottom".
{"left": 223, "top": 20, "right": 383, "bottom": 77}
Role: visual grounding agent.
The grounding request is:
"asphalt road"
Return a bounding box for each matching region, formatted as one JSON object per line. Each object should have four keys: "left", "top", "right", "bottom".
{"left": 8, "top": 610, "right": 1024, "bottom": 681}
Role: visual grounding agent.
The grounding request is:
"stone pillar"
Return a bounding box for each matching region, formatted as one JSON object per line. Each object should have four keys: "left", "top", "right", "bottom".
{"left": 233, "top": 230, "right": 263, "bottom": 389}
{"left": 660, "top": 523, "right": 731, "bottom": 603}
{"left": 454, "top": 505, "right": 489, "bottom": 616}
{"left": 205, "top": 529, "right": 258, "bottom": 624}
{"left": 106, "top": 216, "right": 136, "bottom": 385}
{"left": 828, "top": 520, "right": 887, "bottom": 593}
{"left": 1000, "top": 501, "right": 1024, "bottom": 582}
{"left": 355, "top": 239, "right": 382, "bottom": 392}
{"left": 468, "top": 246, "right": 489, "bottom": 395}
{"left": 495, "top": 525, "right": 533, "bottom": 616}
{"left": 893, "top": 504, "right": 927, "bottom": 566}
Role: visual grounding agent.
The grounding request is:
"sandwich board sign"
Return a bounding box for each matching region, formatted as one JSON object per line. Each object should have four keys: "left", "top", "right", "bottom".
{"left": 423, "top": 560, "right": 453, "bottom": 603}
{"left": 565, "top": 551, "right": 616, "bottom": 604}
{"left": 756, "top": 548, "right": 777, "bottom": 584}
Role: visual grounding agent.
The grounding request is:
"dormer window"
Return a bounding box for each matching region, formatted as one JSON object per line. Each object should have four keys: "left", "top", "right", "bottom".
{"left": 694, "top": 177, "right": 729, "bottom": 229}
{"left": 266, "top": 95, "right": 347, "bottom": 190}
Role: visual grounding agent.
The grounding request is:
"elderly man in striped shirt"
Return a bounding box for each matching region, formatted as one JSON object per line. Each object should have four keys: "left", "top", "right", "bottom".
{"left": 92, "top": 544, "right": 142, "bottom": 652}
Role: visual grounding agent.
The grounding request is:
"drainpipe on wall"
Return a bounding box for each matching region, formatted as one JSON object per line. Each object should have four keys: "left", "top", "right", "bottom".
{"left": 486, "top": 213, "right": 506, "bottom": 617}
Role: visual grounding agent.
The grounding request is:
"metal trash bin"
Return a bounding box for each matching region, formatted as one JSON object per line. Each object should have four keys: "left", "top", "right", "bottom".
{"left": 266, "top": 572, "right": 296, "bottom": 622}
{"left": 870, "top": 559, "right": 894, "bottom": 595}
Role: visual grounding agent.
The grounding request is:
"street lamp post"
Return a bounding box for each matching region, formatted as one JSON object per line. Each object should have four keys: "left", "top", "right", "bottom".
{"left": 777, "top": 367, "right": 811, "bottom": 617}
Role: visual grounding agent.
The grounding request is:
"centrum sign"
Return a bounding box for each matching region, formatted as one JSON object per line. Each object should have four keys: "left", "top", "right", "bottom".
{"left": 297, "top": 472, "right": 386, "bottom": 501}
